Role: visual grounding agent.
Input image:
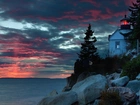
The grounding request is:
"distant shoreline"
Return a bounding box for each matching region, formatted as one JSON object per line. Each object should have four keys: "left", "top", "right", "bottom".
{"left": 0, "top": 78, "right": 66, "bottom": 79}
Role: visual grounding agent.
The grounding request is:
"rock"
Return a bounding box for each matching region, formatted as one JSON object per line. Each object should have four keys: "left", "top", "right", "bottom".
{"left": 62, "top": 86, "right": 71, "bottom": 92}
{"left": 106, "top": 72, "right": 120, "bottom": 87}
{"left": 136, "top": 73, "right": 140, "bottom": 80}
{"left": 38, "top": 91, "right": 78, "bottom": 105}
{"left": 93, "top": 99, "right": 100, "bottom": 105}
{"left": 38, "top": 97, "right": 54, "bottom": 105}
{"left": 72, "top": 74, "right": 107, "bottom": 105}
{"left": 136, "top": 90, "right": 140, "bottom": 105}
{"left": 66, "top": 74, "right": 77, "bottom": 88}
{"left": 47, "top": 90, "right": 58, "bottom": 97}
{"left": 131, "top": 55, "right": 137, "bottom": 60}
{"left": 76, "top": 71, "right": 91, "bottom": 82}
{"left": 106, "top": 72, "right": 120, "bottom": 80}
{"left": 116, "top": 68, "right": 122, "bottom": 73}
{"left": 71, "top": 101, "right": 79, "bottom": 105}
{"left": 125, "top": 50, "right": 132, "bottom": 56}
{"left": 108, "top": 87, "right": 136, "bottom": 105}
{"left": 125, "top": 49, "right": 138, "bottom": 60}
{"left": 131, "top": 49, "right": 137, "bottom": 55}
{"left": 111, "top": 76, "right": 129, "bottom": 87}
{"left": 126, "top": 80, "right": 140, "bottom": 93}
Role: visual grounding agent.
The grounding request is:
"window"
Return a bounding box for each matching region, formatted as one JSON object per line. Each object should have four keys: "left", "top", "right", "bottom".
{"left": 115, "top": 41, "right": 120, "bottom": 49}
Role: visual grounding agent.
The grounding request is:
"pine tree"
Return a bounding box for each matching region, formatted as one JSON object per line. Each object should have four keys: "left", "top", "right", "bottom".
{"left": 129, "top": 0, "right": 140, "bottom": 41}
{"left": 74, "top": 24, "right": 99, "bottom": 75}
{"left": 78, "top": 24, "right": 98, "bottom": 61}
{"left": 129, "top": 0, "right": 140, "bottom": 27}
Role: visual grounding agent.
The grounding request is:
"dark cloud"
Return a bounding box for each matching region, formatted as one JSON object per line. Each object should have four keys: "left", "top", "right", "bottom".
{"left": 0, "top": 0, "right": 133, "bottom": 78}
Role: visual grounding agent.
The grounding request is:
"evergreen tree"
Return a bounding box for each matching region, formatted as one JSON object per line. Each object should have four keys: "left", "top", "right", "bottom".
{"left": 129, "top": 0, "right": 140, "bottom": 41}
{"left": 129, "top": 0, "right": 140, "bottom": 27}
{"left": 74, "top": 24, "right": 99, "bottom": 75}
{"left": 78, "top": 24, "right": 98, "bottom": 61}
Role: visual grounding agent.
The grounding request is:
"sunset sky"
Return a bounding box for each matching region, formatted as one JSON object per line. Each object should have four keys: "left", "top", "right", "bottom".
{"left": 0, "top": 0, "right": 134, "bottom": 78}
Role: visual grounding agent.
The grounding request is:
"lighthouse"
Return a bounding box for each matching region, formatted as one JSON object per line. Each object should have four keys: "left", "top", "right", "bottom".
{"left": 108, "top": 15, "right": 132, "bottom": 57}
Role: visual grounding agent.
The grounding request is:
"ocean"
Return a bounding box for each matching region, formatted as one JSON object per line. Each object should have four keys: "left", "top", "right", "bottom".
{"left": 0, "top": 78, "right": 67, "bottom": 105}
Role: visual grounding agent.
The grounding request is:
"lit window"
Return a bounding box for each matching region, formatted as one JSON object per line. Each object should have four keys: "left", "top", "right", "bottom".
{"left": 115, "top": 41, "right": 120, "bottom": 49}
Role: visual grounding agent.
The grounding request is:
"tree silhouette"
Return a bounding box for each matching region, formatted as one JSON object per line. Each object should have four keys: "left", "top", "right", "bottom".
{"left": 129, "top": 0, "right": 140, "bottom": 27}
{"left": 129, "top": 0, "right": 140, "bottom": 41}
{"left": 74, "top": 24, "right": 99, "bottom": 75}
{"left": 78, "top": 24, "right": 98, "bottom": 60}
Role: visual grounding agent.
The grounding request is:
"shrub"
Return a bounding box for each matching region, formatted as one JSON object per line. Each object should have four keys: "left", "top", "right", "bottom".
{"left": 101, "top": 56, "right": 124, "bottom": 74}
{"left": 99, "top": 90, "right": 123, "bottom": 105}
{"left": 121, "top": 55, "right": 140, "bottom": 80}
{"left": 120, "top": 55, "right": 131, "bottom": 67}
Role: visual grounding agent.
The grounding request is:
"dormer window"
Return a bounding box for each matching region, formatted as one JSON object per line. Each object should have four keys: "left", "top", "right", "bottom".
{"left": 115, "top": 41, "right": 120, "bottom": 49}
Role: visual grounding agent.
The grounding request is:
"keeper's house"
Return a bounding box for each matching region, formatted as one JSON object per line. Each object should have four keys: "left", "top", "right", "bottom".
{"left": 108, "top": 15, "right": 132, "bottom": 57}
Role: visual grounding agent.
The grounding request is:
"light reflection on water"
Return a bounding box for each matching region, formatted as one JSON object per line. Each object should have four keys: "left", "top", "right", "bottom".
{"left": 0, "top": 78, "right": 66, "bottom": 105}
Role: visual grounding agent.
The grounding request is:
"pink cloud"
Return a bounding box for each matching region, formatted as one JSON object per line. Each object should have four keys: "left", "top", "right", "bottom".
{"left": 38, "top": 14, "right": 84, "bottom": 22}
{"left": 113, "top": 11, "right": 128, "bottom": 17}
{"left": 86, "top": 10, "right": 101, "bottom": 20}
{"left": 64, "top": 11, "right": 75, "bottom": 15}
{"left": 80, "top": 0, "right": 100, "bottom": 7}
{"left": 58, "top": 15, "right": 83, "bottom": 20}
{"left": 36, "top": 70, "right": 73, "bottom": 78}
{"left": 124, "top": 0, "right": 134, "bottom": 6}
{"left": 38, "top": 17, "right": 58, "bottom": 22}
{"left": 106, "top": 8, "right": 112, "bottom": 14}
{"left": 85, "top": 9, "right": 113, "bottom": 20}
{"left": 109, "top": 21, "right": 120, "bottom": 27}
{"left": 0, "top": 62, "right": 36, "bottom": 78}
{"left": 0, "top": 35, "right": 61, "bottom": 78}
{"left": 88, "top": 9, "right": 128, "bottom": 20}
{"left": 111, "top": 1, "right": 119, "bottom": 6}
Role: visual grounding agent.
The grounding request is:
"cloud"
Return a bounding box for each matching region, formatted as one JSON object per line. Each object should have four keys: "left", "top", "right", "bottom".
{"left": 124, "top": 0, "right": 134, "bottom": 6}
{"left": 0, "top": 0, "right": 133, "bottom": 78}
{"left": 80, "top": 0, "right": 100, "bottom": 7}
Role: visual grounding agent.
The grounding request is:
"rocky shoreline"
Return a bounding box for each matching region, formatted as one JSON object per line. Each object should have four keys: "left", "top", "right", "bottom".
{"left": 37, "top": 72, "right": 140, "bottom": 105}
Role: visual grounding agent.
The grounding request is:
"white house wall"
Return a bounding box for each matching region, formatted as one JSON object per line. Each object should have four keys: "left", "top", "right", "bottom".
{"left": 109, "top": 39, "right": 127, "bottom": 57}
{"left": 109, "top": 29, "right": 127, "bottom": 57}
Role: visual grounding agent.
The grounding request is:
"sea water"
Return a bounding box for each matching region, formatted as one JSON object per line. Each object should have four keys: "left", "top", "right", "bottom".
{"left": 0, "top": 78, "right": 67, "bottom": 105}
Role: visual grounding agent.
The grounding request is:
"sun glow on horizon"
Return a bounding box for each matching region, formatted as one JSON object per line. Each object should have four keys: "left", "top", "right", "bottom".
{"left": 0, "top": 62, "right": 36, "bottom": 78}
